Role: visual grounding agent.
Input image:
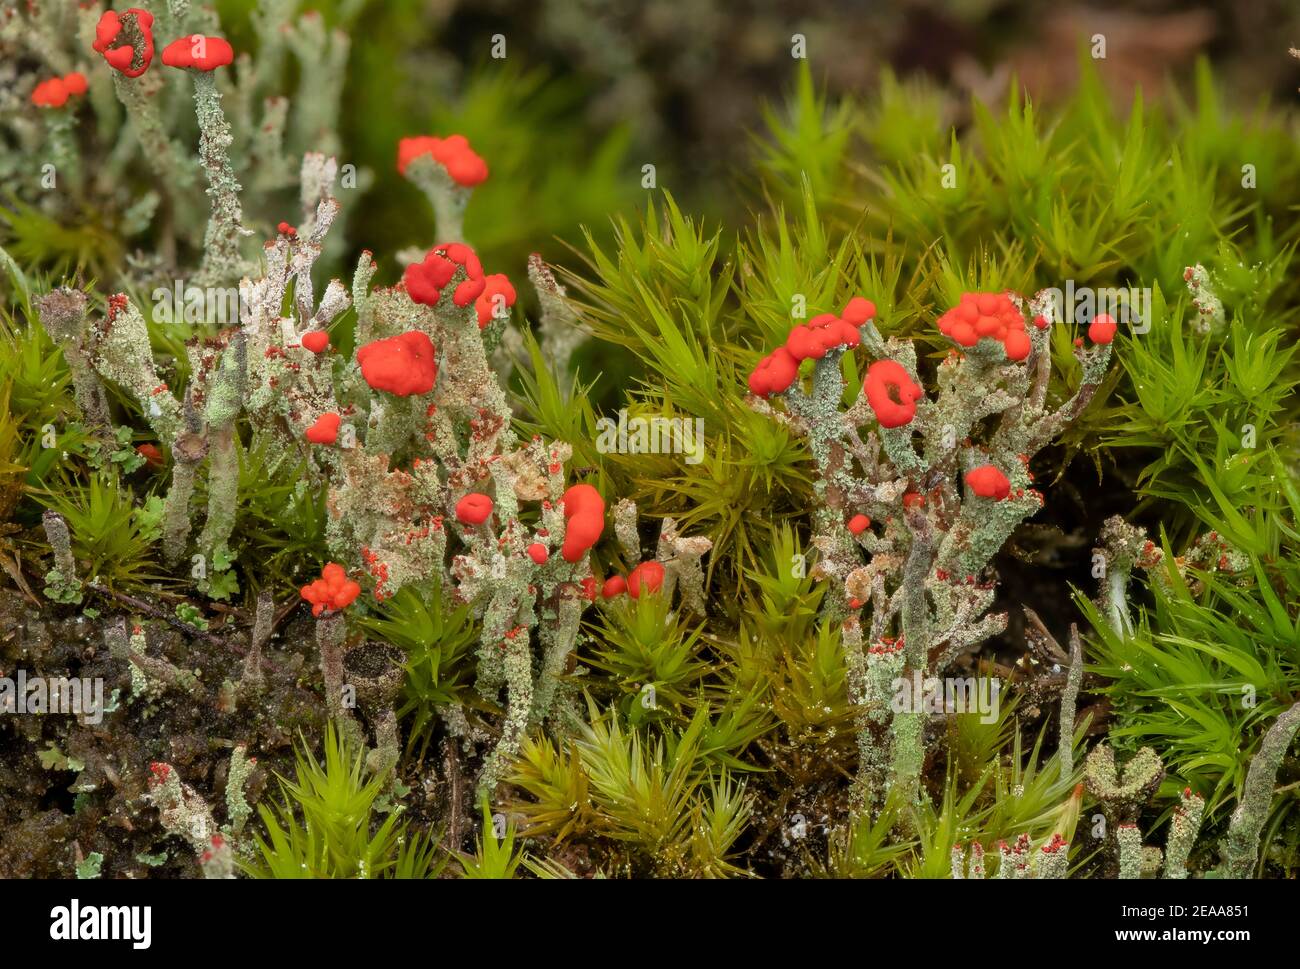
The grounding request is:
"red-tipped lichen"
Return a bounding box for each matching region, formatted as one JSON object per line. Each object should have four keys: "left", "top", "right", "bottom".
{"left": 300, "top": 563, "right": 361, "bottom": 617}
{"left": 160, "top": 34, "right": 235, "bottom": 72}
{"left": 965, "top": 464, "right": 1011, "bottom": 501}
{"left": 864, "top": 359, "right": 923, "bottom": 428}
{"left": 937, "top": 292, "right": 1031, "bottom": 361}
{"left": 356, "top": 331, "right": 437, "bottom": 396}
{"left": 560, "top": 483, "right": 605, "bottom": 563}
{"left": 92, "top": 8, "right": 155, "bottom": 77}
{"left": 305, "top": 412, "right": 340, "bottom": 445}
{"left": 627, "top": 560, "right": 665, "bottom": 598}
{"left": 397, "top": 134, "right": 489, "bottom": 186}
{"left": 455, "top": 493, "right": 494, "bottom": 526}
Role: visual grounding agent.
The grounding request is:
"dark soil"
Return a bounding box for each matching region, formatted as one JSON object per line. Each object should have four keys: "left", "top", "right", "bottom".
{"left": 0, "top": 587, "right": 324, "bottom": 877}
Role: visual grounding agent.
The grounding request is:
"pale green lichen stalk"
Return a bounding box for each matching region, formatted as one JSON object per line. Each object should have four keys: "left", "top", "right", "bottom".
{"left": 1223, "top": 700, "right": 1300, "bottom": 878}
{"left": 1082, "top": 742, "right": 1208, "bottom": 879}
{"left": 750, "top": 291, "right": 1112, "bottom": 815}
{"left": 284, "top": 11, "right": 349, "bottom": 158}
{"left": 110, "top": 69, "right": 198, "bottom": 200}
{"left": 241, "top": 589, "right": 273, "bottom": 692}
{"left": 405, "top": 155, "right": 471, "bottom": 244}
{"left": 528, "top": 253, "right": 590, "bottom": 394}
{"left": 224, "top": 745, "right": 254, "bottom": 835}
{"left": 1058, "top": 623, "right": 1083, "bottom": 776}
{"left": 316, "top": 612, "right": 349, "bottom": 724}
{"left": 41, "top": 509, "right": 82, "bottom": 604}
{"left": 89, "top": 295, "right": 182, "bottom": 444}
{"left": 1084, "top": 744, "right": 1163, "bottom": 817}
{"left": 1183, "top": 263, "right": 1225, "bottom": 334}
{"left": 146, "top": 762, "right": 233, "bottom": 878}
{"left": 42, "top": 109, "right": 82, "bottom": 191}
{"left": 35, "top": 287, "right": 110, "bottom": 436}
{"left": 194, "top": 338, "right": 246, "bottom": 596}
{"left": 1084, "top": 742, "right": 1163, "bottom": 874}
{"left": 187, "top": 69, "right": 251, "bottom": 286}
{"left": 1116, "top": 824, "right": 1144, "bottom": 879}
{"left": 1163, "top": 787, "right": 1205, "bottom": 879}
{"left": 161, "top": 396, "right": 206, "bottom": 567}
